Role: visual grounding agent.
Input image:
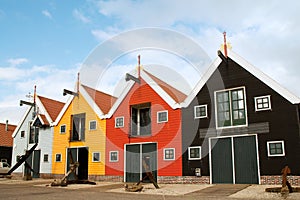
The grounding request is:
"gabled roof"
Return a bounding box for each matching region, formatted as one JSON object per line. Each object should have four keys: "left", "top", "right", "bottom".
{"left": 181, "top": 49, "right": 300, "bottom": 107}
{"left": 37, "top": 95, "right": 65, "bottom": 122}
{"left": 144, "top": 71, "right": 187, "bottom": 103}
{"left": 32, "top": 114, "right": 50, "bottom": 126}
{"left": 0, "top": 122, "right": 16, "bottom": 147}
{"left": 105, "top": 69, "right": 187, "bottom": 118}
{"left": 54, "top": 84, "right": 117, "bottom": 123}
{"left": 12, "top": 95, "right": 65, "bottom": 137}
{"left": 81, "top": 84, "right": 117, "bottom": 114}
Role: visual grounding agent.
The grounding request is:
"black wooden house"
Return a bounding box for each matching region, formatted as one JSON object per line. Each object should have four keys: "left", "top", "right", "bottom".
{"left": 181, "top": 49, "right": 300, "bottom": 184}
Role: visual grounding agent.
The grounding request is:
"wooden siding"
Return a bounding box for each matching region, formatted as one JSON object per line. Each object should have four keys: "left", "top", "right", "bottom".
{"left": 52, "top": 93, "right": 106, "bottom": 176}
{"left": 182, "top": 57, "right": 300, "bottom": 176}
{"left": 106, "top": 78, "right": 182, "bottom": 177}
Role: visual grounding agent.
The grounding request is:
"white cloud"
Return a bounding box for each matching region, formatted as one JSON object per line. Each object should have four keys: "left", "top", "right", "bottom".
{"left": 7, "top": 58, "right": 28, "bottom": 67}
{"left": 42, "top": 10, "right": 53, "bottom": 19}
{"left": 73, "top": 9, "right": 91, "bottom": 24}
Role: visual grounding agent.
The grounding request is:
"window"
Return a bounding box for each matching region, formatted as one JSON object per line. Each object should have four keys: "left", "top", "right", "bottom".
{"left": 215, "top": 87, "right": 247, "bottom": 128}
{"left": 115, "top": 117, "right": 124, "bottom": 128}
{"left": 267, "top": 141, "right": 285, "bottom": 157}
{"left": 92, "top": 152, "right": 100, "bottom": 162}
{"left": 21, "top": 130, "right": 25, "bottom": 138}
{"left": 44, "top": 154, "right": 49, "bottom": 162}
{"left": 89, "top": 120, "right": 97, "bottom": 130}
{"left": 29, "top": 123, "right": 39, "bottom": 144}
{"left": 157, "top": 111, "right": 168, "bottom": 123}
{"left": 60, "top": 125, "right": 66, "bottom": 134}
{"left": 109, "top": 151, "right": 119, "bottom": 162}
{"left": 71, "top": 113, "right": 85, "bottom": 141}
{"left": 131, "top": 103, "right": 151, "bottom": 136}
{"left": 55, "top": 154, "right": 62, "bottom": 162}
{"left": 194, "top": 105, "right": 208, "bottom": 119}
{"left": 255, "top": 95, "right": 271, "bottom": 111}
{"left": 164, "top": 148, "right": 175, "bottom": 160}
{"left": 188, "top": 146, "right": 201, "bottom": 160}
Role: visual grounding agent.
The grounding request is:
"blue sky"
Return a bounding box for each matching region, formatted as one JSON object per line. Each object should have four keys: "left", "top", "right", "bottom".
{"left": 1, "top": 0, "right": 300, "bottom": 124}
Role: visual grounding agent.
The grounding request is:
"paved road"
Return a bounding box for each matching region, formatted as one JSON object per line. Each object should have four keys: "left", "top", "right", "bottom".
{"left": 0, "top": 179, "right": 276, "bottom": 200}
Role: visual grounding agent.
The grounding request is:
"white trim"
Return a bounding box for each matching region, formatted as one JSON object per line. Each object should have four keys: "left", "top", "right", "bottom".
{"left": 194, "top": 104, "right": 208, "bottom": 119}
{"left": 36, "top": 96, "right": 53, "bottom": 124}
{"left": 109, "top": 151, "right": 119, "bottom": 162}
{"left": 188, "top": 146, "right": 201, "bottom": 160}
{"left": 55, "top": 153, "right": 62, "bottom": 162}
{"left": 92, "top": 152, "right": 101, "bottom": 162}
{"left": 12, "top": 106, "right": 32, "bottom": 138}
{"left": 267, "top": 140, "right": 285, "bottom": 157}
{"left": 53, "top": 95, "right": 74, "bottom": 126}
{"left": 157, "top": 110, "right": 168, "bottom": 123}
{"left": 254, "top": 95, "right": 272, "bottom": 111}
{"left": 214, "top": 86, "right": 248, "bottom": 129}
{"left": 60, "top": 124, "right": 66, "bottom": 134}
{"left": 89, "top": 120, "right": 97, "bottom": 130}
{"left": 163, "top": 148, "right": 175, "bottom": 161}
{"left": 115, "top": 116, "right": 124, "bottom": 128}
{"left": 209, "top": 134, "right": 260, "bottom": 184}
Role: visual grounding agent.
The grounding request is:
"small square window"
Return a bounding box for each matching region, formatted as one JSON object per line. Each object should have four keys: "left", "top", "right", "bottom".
{"left": 254, "top": 95, "right": 271, "bottom": 111}
{"left": 21, "top": 130, "right": 25, "bottom": 138}
{"left": 115, "top": 117, "right": 124, "bottom": 128}
{"left": 44, "top": 154, "right": 49, "bottom": 162}
{"left": 92, "top": 152, "right": 100, "bottom": 162}
{"left": 188, "top": 146, "right": 201, "bottom": 160}
{"left": 194, "top": 105, "right": 208, "bottom": 119}
{"left": 164, "top": 148, "right": 175, "bottom": 160}
{"left": 109, "top": 151, "right": 119, "bottom": 162}
{"left": 89, "top": 120, "right": 97, "bottom": 130}
{"left": 55, "top": 154, "right": 62, "bottom": 162}
{"left": 157, "top": 111, "right": 168, "bottom": 123}
{"left": 60, "top": 125, "right": 66, "bottom": 134}
{"left": 267, "top": 141, "right": 285, "bottom": 157}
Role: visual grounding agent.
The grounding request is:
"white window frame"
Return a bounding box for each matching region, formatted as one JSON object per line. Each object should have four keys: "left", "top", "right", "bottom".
{"left": 194, "top": 105, "right": 208, "bottom": 119}
{"left": 157, "top": 110, "right": 168, "bottom": 123}
{"left": 115, "top": 116, "right": 124, "bottom": 128}
{"left": 267, "top": 140, "right": 285, "bottom": 157}
{"left": 109, "top": 151, "right": 119, "bottom": 162}
{"left": 163, "top": 148, "right": 175, "bottom": 161}
{"left": 188, "top": 146, "right": 201, "bottom": 160}
{"left": 55, "top": 154, "right": 62, "bottom": 162}
{"left": 43, "top": 154, "right": 49, "bottom": 162}
{"left": 214, "top": 86, "right": 248, "bottom": 129}
{"left": 92, "top": 152, "right": 101, "bottom": 162}
{"left": 254, "top": 95, "right": 271, "bottom": 111}
{"left": 60, "top": 124, "right": 66, "bottom": 134}
{"left": 89, "top": 120, "right": 97, "bottom": 130}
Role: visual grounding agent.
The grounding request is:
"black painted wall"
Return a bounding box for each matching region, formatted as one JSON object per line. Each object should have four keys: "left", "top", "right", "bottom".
{"left": 182, "top": 57, "right": 300, "bottom": 176}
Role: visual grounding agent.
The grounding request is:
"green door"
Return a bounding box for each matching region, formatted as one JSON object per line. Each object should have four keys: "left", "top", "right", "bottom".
{"left": 125, "top": 144, "right": 140, "bottom": 182}
{"left": 234, "top": 136, "right": 259, "bottom": 184}
{"left": 32, "top": 150, "right": 40, "bottom": 178}
{"left": 125, "top": 143, "right": 157, "bottom": 183}
{"left": 211, "top": 138, "right": 233, "bottom": 183}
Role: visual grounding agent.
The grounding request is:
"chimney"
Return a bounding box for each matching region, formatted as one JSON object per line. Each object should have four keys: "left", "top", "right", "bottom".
{"left": 223, "top": 31, "right": 228, "bottom": 58}
{"left": 5, "top": 120, "right": 8, "bottom": 132}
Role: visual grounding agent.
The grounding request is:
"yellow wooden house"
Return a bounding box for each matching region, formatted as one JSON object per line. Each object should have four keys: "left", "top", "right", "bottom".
{"left": 51, "top": 83, "right": 116, "bottom": 180}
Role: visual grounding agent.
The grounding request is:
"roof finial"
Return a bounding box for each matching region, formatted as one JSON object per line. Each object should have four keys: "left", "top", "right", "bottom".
{"left": 34, "top": 85, "right": 36, "bottom": 105}
{"left": 223, "top": 31, "right": 228, "bottom": 58}
{"left": 138, "top": 55, "right": 141, "bottom": 78}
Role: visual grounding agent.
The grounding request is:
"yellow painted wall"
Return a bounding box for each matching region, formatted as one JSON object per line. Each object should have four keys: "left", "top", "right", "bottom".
{"left": 52, "top": 93, "right": 106, "bottom": 175}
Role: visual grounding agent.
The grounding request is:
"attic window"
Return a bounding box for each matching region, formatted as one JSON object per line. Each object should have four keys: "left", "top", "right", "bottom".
{"left": 254, "top": 95, "right": 271, "bottom": 111}
{"left": 21, "top": 131, "right": 25, "bottom": 138}
{"left": 157, "top": 111, "right": 168, "bottom": 123}
{"left": 89, "top": 120, "right": 97, "bottom": 130}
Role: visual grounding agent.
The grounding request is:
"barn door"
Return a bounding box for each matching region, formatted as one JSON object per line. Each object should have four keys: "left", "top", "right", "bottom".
{"left": 211, "top": 137, "right": 233, "bottom": 183}
{"left": 32, "top": 150, "right": 40, "bottom": 178}
{"left": 125, "top": 144, "right": 140, "bottom": 182}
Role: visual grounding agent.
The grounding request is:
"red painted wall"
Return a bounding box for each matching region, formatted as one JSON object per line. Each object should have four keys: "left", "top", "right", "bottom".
{"left": 106, "top": 78, "right": 182, "bottom": 176}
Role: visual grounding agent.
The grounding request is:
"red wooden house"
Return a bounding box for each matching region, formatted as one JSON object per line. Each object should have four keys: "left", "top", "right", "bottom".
{"left": 105, "top": 67, "right": 187, "bottom": 182}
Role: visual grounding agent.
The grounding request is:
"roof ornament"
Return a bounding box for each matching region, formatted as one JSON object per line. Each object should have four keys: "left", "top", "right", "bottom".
{"left": 138, "top": 54, "right": 141, "bottom": 78}
{"left": 223, "top": 31, "right": 228, "bottom": 58}
{"left": 77, "top": 72, "right": 80, "bottom": 94}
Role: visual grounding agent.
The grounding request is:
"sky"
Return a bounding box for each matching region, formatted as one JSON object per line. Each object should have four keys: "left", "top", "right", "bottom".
{"left": 1, "top": 0, "right": 300, "bottom": 125}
